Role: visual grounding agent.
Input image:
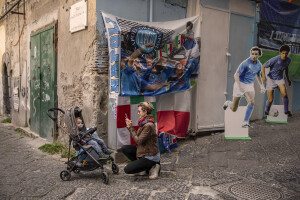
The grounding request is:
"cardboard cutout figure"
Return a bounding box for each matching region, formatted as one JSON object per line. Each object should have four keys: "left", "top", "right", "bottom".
{"left": 223, "top": 47, "right": 265, "bottom": 130}
{"left": 262, "top": 45, "right": 293, "bottom": 118}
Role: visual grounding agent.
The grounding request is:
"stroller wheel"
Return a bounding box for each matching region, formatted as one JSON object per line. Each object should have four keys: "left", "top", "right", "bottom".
{"left": 60, "top": 170, "right": 71, "bottom": 181}
{"left": 112, "top": 163, "right": 119, "bottom": 174}
{"left": 74, "top": 168, "right": 81, "bottom": 174}
{"left": 101, "top": 172, "right": 109, "bottom": 184}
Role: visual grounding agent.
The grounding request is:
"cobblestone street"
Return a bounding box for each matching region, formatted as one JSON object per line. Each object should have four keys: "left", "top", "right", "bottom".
{"left": 0, "top": 113, "right": 299, "bottom": 200}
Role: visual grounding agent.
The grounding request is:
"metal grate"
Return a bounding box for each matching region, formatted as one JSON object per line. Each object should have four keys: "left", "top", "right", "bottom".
{"left": 228, "top": 183, "right": 283, "bottom": 200}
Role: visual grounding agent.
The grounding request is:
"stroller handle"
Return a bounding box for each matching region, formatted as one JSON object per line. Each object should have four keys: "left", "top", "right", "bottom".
{"left": 46, "top": 108, "right": 65, "bottom": 121}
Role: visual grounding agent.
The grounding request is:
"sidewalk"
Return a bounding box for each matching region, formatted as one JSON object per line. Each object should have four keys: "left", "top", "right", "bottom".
{"left": 0, "top": 112, "right": 299, "bottom": 199}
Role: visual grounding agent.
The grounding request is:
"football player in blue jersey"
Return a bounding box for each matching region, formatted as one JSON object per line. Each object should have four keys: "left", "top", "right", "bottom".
{"left": 120, "top": 43, "right": 170, "bottom": 96}
{"left": 141, "top": 57, "right": 175, "bottom": 96}
{"left": 261, "top": 45, "right": 292, "bottom": 117}
{"left": 168, "top": 59, "right": 199, "bottom": 93}
{"left": 223, "top": 46, "right": 265, "bottom": 128}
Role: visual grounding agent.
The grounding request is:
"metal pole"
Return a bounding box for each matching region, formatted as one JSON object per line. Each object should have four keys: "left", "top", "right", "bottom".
{"left": 149, "top": 0, "right": 153, "bottom": 22}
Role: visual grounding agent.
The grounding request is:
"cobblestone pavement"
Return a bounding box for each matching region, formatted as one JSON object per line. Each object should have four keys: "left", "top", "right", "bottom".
{"left": 0, "top": 112, "right": 300, "bottom": 200}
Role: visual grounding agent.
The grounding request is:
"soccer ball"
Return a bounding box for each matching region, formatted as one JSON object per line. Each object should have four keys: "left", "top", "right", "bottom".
{"left": 270, "top": 109, "right": 279, "bottom": 117}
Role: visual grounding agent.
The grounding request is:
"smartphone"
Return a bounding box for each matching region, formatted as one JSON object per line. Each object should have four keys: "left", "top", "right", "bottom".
{"left": 167, "top": 76, "right": 178, "bottom": 82}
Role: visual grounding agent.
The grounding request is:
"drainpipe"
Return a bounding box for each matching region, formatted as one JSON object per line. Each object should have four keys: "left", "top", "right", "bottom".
{"left": 149, "top": 0, "right": 153, "bottom": 22}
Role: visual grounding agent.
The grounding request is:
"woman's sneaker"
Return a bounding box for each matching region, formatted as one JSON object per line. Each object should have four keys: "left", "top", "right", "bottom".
{"left": 149, "top": 164, "right": 160, "bottom": 179}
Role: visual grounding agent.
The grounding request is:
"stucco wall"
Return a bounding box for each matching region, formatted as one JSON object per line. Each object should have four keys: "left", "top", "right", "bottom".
{"left": 0, "top": 21, "right": 5, "bottom": 115}
{"left": 56, "top": 0, "right": 110, "bottom": 144}
{"left": 5, "top": 0, "right": 28, "bottom": 127}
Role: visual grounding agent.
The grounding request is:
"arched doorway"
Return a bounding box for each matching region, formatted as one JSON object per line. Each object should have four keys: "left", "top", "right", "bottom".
{"left": 2, "top": 63, "right": 11, "bottom": 115}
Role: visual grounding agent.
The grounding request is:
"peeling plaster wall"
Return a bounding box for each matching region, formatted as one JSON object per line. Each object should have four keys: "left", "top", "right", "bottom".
{"left": 0, "top": 20, "right": 6, "bottom": 115}
{"left": 5, "top": 2, "right": 28, "bottom": 126}
{"left": 57, "top": 0, "right": 109, "bottom": 144}
{"left": 5, "top": 0, "right": 60, "bottom": 127}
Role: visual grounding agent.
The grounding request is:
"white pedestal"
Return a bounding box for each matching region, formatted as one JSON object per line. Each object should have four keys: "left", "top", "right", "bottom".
{"left": 266, "top": 105, "right": 287, "bottom": 124}
{"left": 225, "top": 106, "right": 250, "bottom": 140}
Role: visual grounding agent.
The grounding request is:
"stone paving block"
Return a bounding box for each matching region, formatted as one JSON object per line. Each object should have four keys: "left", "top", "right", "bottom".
{"left": 192, "top": 168, "right": 242, "bottom": 187}
{"left": 72, "top": 188, "right": 127, "bottom": 200}
{"left": 131, "top": 177, "right": 172, "bottom": 190}
{"left": 151, "top": 191, "right": 187, "bottom": 200}
{"left": 227, "top": 159, "right": 259, "bottom": 170}
{"left": 176, "top": 157, "right": 195, "bottom": 168}
{"left": 176, "top": 167, "right": 193, "bottom": 180}
{"left": 208, "top": 152, "right": 228, "bottom": 168}
{"left": 178, "top": 143, "right": 195, "bottom": 156}
{"left": 226, "top": 151, "right": 242, "bottom": 160}
{"left": 40, "top": 186, "right": 76, "bottom": 200}
{"left": 161, "top": 151, "right": 177, "bottom": 163}
{"left": 209, "top": 142, "right": 226, "bottom": 152}
{"left": 273, "top": 167, "right": 300, "bottom": 193}
{"left": 160, "top": 171, "right": 176, "bottom": 179}
{"left": 124, "top": 189, "right": 152, "bottom": 200}
{"left": 191, "top": 160, "right": 209, "bottom": 169}
{"left": 225, "top": 140, "right": 240, "bottom": 151}
{"left": 167, "top": 179, "right": 191, "bottom": 193}
{"left": 161, "top": 162, "right": 176, "bottom": 171}
{"left": 188, "top": 193, "right": 219, "bottom": 200}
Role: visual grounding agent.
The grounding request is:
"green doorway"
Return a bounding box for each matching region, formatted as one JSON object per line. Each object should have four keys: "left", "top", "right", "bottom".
{"left": 30, "top": 24, "right": 57, "bottom": 140}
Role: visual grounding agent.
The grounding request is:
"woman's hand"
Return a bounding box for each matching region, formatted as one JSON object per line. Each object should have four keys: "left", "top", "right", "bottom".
{"left": 125, "top": 118, "right": 132, "bottom": 128}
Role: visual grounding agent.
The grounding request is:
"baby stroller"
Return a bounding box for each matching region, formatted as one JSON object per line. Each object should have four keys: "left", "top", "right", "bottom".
{"left": 46, "top": 107, "right": 119, "bottom": 184}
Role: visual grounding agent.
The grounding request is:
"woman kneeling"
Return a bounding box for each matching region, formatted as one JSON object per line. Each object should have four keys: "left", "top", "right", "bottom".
{"left": 122, "top": 102, "right": 160, "bottom": 179}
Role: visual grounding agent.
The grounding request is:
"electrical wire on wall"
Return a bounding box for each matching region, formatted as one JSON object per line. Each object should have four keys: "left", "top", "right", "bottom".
{"left": 10, "top": 0, "right": 26, "bottom": 47}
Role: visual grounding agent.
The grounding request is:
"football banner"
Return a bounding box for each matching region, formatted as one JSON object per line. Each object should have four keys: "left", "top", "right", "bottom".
{"left": 102, "top": 11, "right": 200, "bottom": 149}
{"left": 258, "top": 0, "right": 300, "bottom": 80}
{"left": 102, "top": 11, "right": 200, "bottom": 96}
{"left": 101, "top": 12, "right": 121, "bottom": 99}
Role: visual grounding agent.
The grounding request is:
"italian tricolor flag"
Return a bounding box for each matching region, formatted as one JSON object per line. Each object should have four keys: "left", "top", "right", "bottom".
{"left": 156, "top": 49, "right": 162, "bottom": 58}
{"left": 116, "top": 90, "right": 191, "bottom": 149}
{"left": 175, "top": 34, "right": 184, "bottom": 48}
{"left": 164, "top": 43, "right": 173, "bottom": 55}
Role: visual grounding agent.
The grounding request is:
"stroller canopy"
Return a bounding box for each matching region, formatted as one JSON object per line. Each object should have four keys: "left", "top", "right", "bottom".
{"left": 64, "top": 107, "right": 86, "bottom": 139}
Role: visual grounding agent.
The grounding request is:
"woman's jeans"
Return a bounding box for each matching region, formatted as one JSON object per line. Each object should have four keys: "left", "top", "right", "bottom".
{"left": 121, "top": 145, "right": 158, "bottom": 174}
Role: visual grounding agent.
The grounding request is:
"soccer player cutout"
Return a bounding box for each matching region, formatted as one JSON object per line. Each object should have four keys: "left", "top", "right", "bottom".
{"left": 223, "top": 46, "right": 265, "bottom": 130}
{"left": 262, "top": 45, "right": 292, "bottom": 121}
